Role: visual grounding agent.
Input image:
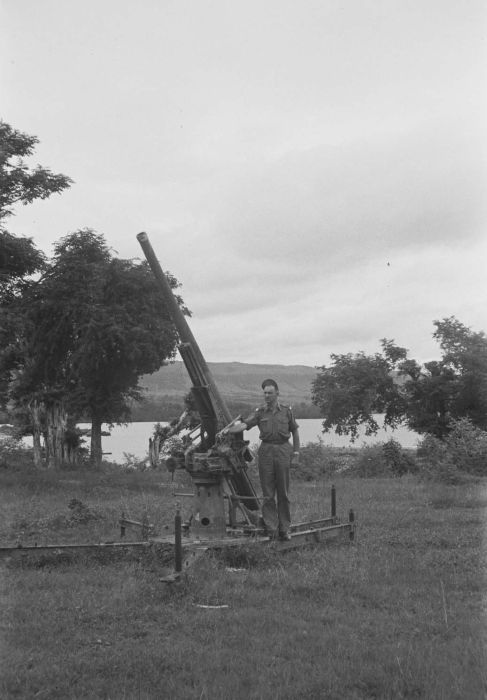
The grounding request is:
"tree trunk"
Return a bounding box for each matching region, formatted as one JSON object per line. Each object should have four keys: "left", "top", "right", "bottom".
{"left": 63, "top": 418, "right": 84, "bottom": 467}
{"left": 148, "top": 435, "right": 161, "bottom": 468}
{"left": 90, "top": 416, "right": 103, "bottom": 468}
{"left": 44, "top": 422, "right": 55, "bottom": 468}
{"left": 30, "top": 399, "right": 44, "bottom": 468}
{"left": 45, "top": 402, "right": 67, "bottom": 468}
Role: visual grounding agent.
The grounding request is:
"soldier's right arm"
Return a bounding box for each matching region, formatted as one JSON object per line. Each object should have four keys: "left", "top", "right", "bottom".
{"left": 226, "top": 407, "right": 260, "bottom": 433}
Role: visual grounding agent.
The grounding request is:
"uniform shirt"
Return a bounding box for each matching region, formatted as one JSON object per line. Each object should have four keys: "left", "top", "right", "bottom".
{"left": 243, "top": 403, "right": 299, "bottom": 443}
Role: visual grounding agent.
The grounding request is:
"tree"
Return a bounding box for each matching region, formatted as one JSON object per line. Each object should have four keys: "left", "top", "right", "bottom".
{"left": 312, "top": 318, "right": 487, "bottom": 441}
{"left": 0, "top": 121, "right": 71, "bottom": 443}
{"left": 0, "top": 121, "right": 72, "bottom": 225}
{"left": 6, "top": 230, "right": 110, "bottom": 467}
{"left": 0, "top": 119, "right": 71, "bottom": 330}
{"left": 311, "top": 340, "right": 409, "bottom": 441}
{"left": 0, "top": 231, "right": 45, "bottom": 297}
{"left": 432, "top": 317, "right": 487, "bottom": 429}
{"left": 15, "top": 230, "right": 184, "bottom": 467}
{"left": 0, "top": 120, "right": 71, "bottom": 296}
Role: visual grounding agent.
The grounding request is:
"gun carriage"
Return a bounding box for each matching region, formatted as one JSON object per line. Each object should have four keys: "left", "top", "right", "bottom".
{"left": 133, "top": 234, "right": 355, "bottom": 567}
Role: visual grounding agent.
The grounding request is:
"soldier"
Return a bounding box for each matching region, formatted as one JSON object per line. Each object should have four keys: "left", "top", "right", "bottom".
{"left": 228, "top": 379, "right": 300, "bottom": 540}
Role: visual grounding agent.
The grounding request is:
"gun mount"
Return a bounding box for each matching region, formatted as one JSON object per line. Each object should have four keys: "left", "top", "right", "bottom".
{"left": 137, "top": 231, "right": 260, "bottom": 538}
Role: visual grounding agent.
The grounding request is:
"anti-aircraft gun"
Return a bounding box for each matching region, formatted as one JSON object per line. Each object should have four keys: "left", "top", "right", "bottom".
{"left": 137, "top": 232, "right": 261, "bottom": 539}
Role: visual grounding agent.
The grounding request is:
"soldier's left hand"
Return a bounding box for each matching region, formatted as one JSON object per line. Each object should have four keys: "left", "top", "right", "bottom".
{"left": 291, "top": 452, "right": 300, "bottom": 467}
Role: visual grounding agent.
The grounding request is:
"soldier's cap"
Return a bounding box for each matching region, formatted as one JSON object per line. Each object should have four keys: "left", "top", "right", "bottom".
{"left": 262, "top": 378, "right": 279, "bottom": 391}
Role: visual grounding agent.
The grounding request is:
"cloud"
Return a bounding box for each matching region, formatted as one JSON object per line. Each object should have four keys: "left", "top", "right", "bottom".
{"left": 129, "top": 117, "right": 487, "bottom": 367}
{"left": 217, "top": 122, "right": 485, "bottom": 259}
{"left": 164, "top": 121, "right": 483, "bottom": 320}
{"left": 185, "top": 232, "right": 487, "bottom": 366}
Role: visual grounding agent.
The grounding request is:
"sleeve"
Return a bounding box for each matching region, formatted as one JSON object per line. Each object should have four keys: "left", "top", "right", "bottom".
{"left": 243, "top": 408, "right": 260, "bottom": 430}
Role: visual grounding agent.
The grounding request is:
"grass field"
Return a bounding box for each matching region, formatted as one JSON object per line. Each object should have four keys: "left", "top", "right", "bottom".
{"left": 0, "top": 465, "right": 486, "bottom": 699}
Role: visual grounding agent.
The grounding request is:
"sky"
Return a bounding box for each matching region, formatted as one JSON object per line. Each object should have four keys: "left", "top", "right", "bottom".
{"left": 1, "top": 0, "right": 486, "bottom": 367}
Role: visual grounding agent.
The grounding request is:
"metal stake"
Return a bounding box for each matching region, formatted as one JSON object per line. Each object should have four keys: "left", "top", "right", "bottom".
{"left": 175, "top": 503, "right": 182, "bottom": 573}
{"left": 141, "top": 514, "right": 149, "bottom": 541}
{"left": 348, "top": 508, "right": 355, "bottom": 541}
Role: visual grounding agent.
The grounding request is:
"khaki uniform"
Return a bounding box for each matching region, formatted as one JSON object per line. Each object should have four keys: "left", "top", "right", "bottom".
{"left": 244, "top": 403, "right": 299, "bottom": 535}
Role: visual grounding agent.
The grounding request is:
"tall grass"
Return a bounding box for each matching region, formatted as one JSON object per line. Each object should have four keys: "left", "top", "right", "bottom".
{"left": 0, "top": 461, "right": 486, "bottom": 699}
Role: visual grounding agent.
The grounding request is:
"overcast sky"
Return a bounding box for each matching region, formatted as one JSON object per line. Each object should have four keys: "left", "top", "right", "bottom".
{"left": 2, "top": 1, "right": 486, "bottom": 367}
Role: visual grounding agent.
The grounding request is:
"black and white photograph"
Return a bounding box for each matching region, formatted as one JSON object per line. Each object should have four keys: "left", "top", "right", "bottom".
{"left": 1, "top": 1, "right": 486, "bottom": 698}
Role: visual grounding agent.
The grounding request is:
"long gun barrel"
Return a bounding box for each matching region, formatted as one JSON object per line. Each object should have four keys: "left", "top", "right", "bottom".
{"left": 136, "top": 232, "right": 259, "bottom": 511}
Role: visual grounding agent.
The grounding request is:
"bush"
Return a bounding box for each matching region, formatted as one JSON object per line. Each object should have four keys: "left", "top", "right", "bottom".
{"left": 416, "top": 436, "right": 467, "bottom": 484}
{"left": 291, "top": 439, "right": 352, "bottom": 481}
{"left": 350, "top": 439, "right": 417, "bottom": 478}
{"left": 351, "top": 443, "right": 390, "bottom": 478}
{"left": 382, "top": 438, "right": 418, "bottom": 475}
{"left": 120, "top": 452, "right": 150, "bottom": 472}
{"left": 0, "top": 436, "right": 35, "bottom": 469}
{"left": 417, "top": 418, "right": 487, "bottom": 483}
{"left": 445, "top": 418, "right": 487, "bottom": 475}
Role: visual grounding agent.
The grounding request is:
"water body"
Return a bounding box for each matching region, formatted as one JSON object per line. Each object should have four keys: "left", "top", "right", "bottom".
{"left": 77, "top": 417, "right": 420, "bottom": 464}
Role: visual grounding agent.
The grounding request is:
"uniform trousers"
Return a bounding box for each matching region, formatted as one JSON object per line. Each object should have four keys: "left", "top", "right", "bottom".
{"left": 258, "top": 441, "right": 292, "bottom": 535}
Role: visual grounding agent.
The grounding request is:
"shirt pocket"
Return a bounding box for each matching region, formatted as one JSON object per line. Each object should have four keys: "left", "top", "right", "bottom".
{"left": 277, "top": 415, "right": 290, "bottom": 439}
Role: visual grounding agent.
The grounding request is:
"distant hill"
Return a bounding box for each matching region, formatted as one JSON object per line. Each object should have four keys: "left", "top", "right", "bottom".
{"left": 139, "top": 361, "right": 317, "bottom": 405}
